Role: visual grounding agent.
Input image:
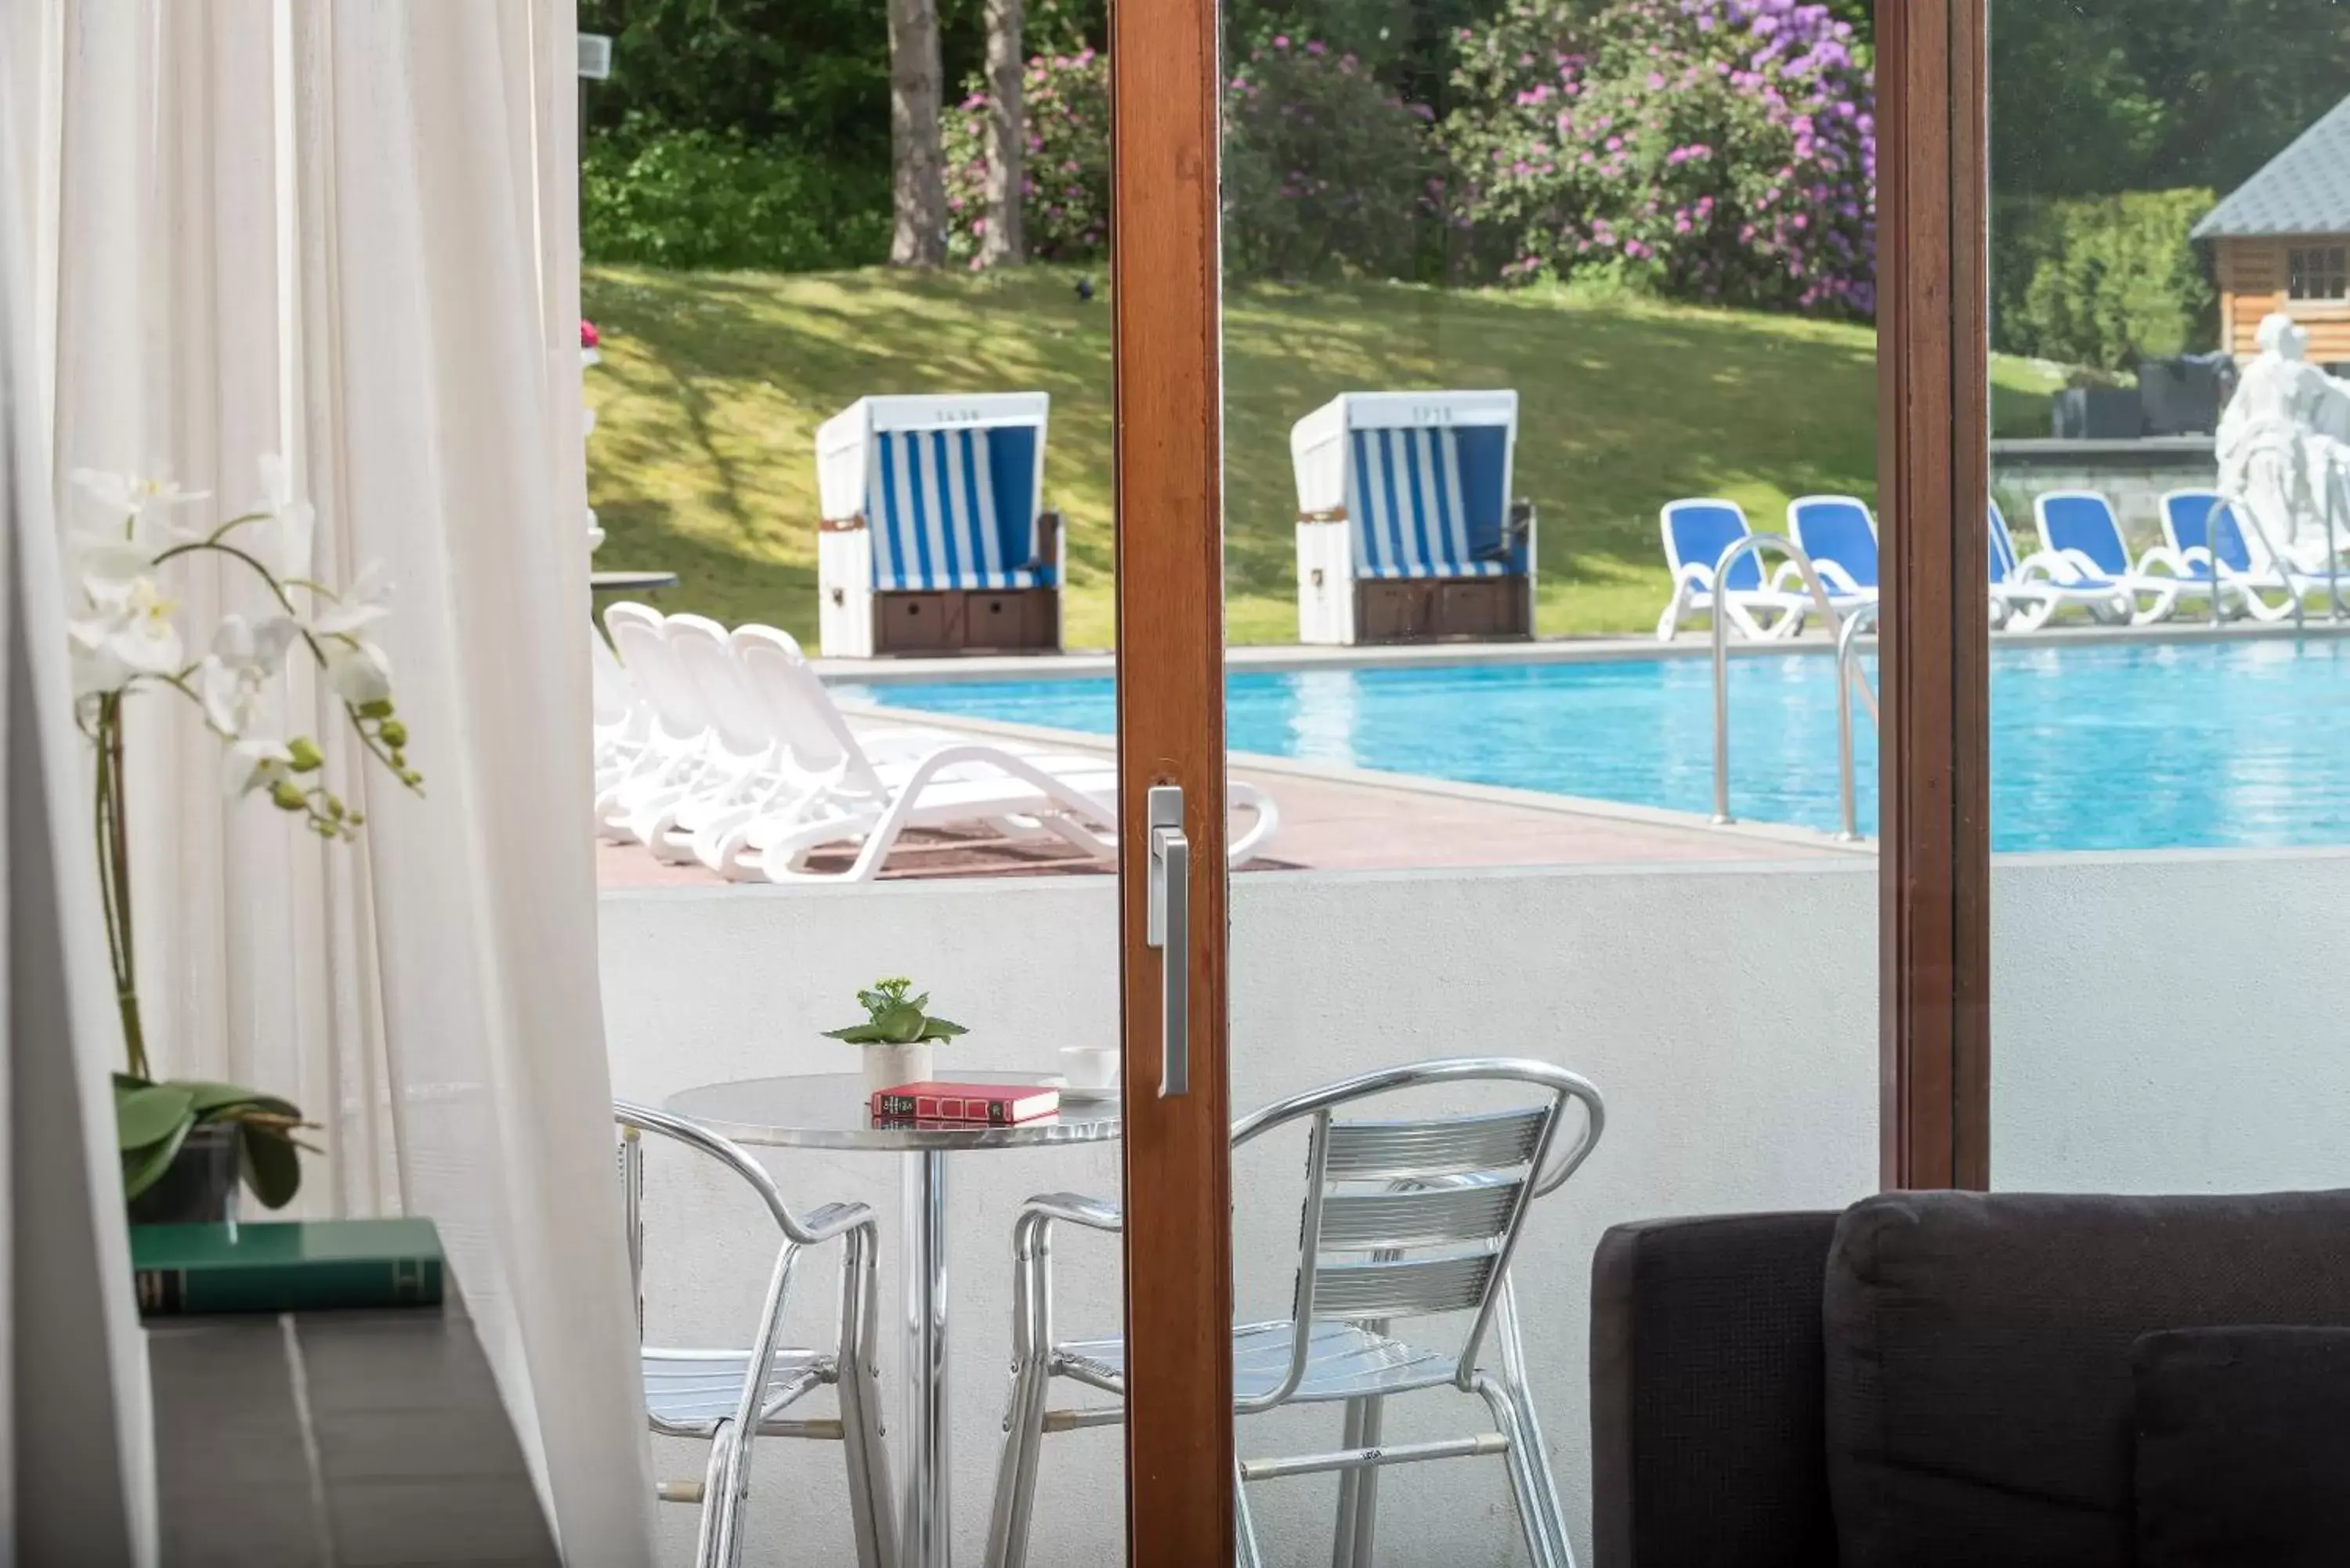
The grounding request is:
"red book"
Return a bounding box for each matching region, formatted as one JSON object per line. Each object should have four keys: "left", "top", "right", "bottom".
{"left": 870, "top": 1081, "right": 1061, "bottom": 1125}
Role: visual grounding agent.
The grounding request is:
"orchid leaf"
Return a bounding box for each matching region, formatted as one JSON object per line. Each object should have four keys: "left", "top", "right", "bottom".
{"left": 183, "top": 1080, "right": 295, "bottom": 1117}
{"left": 115, "top": 1082, "right": 197, "bottom": 1152}
{"left": 238, "top": 1125, "right": 302, "bottom": 1210}
{"left": 121, "top": 1119, "right": 194, "bottom": 1200}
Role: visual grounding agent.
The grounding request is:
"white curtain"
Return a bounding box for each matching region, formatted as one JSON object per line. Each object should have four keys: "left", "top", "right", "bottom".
{"left": 20, "top": 2, "right": 655, "bottom": 1559}
{"left": 1, "top": 8, "right": 154, "bottom": 1555}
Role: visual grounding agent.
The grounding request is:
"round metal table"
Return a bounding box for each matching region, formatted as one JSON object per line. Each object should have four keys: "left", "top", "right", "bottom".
{"left": 665, "top": 1071, "right": 1119, "bottom": 1568}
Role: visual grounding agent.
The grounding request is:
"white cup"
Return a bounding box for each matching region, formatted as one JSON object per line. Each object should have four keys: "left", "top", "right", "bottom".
{"left": 1058, "top": 1046, "right": 1120, "bottom": 1092}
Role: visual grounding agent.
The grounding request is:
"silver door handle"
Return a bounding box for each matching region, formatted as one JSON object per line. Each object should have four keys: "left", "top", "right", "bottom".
{"left": 1145, "top": 785, "right": 1189, "bottom": 1098}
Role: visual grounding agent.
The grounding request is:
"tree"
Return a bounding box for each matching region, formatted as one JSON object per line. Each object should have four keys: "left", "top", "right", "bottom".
{"left": 1989, "top": 0, "right": 2350, "bottom": 201}
{"left": 980, "top": 0, "right": 1026, "bottom": 266}
{"left": 889, "top": 0, "right": 949, "bottom": 266}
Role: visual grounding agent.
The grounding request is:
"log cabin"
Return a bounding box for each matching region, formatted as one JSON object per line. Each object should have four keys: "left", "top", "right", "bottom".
{"left": 2194, "top": 95, "right": 2350, "bottom": 364}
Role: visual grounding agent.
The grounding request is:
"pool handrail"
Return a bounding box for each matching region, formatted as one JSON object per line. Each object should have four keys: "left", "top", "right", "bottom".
{"left": 1709, "top": 533, "right": 1877, "bottom": 838}
{"left": 1833, "top": 601, "right": 1882, "bottom": 843}
{"left": 2196, "top": 481, "right": 2342, "bottom": 630}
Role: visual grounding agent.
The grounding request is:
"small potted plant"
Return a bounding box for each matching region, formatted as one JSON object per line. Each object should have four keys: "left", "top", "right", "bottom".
{"left": 825, "top": 977, "right": 967, "bottom": 1097}
{"left": 68, "top": 458, "right": 424, "bottom": 1222}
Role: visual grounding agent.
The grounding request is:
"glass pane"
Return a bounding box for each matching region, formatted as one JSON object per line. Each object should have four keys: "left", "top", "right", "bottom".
{"left": 1987, "top": 0, "right": 2350, "bottom": 1191}
{"left": 1220, "top": 2, "right": 1882, "bottom": 1564}
{"left": 577, "top": 5, "right": 1126, "bottom": 1563}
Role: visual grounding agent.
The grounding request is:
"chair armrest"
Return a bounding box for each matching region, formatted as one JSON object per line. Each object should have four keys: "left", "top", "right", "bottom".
{"left": 1021, "top": 1191, "right": 1123, "bottom": 1234}
{"left": 2011, "top": 547, "right": 2080, "bottom": 584}
{"left": 1472, "top": 501, "right": 1536, "bottom": 566}
{"left": 1027, "top": 510, "right": 1063, "bottom": 574}
{"left": 797, "top": 1200, "right": 878, "bottom": 1245}
{"left": 616, "top": 1100, "right": 862, "bottom": 1248}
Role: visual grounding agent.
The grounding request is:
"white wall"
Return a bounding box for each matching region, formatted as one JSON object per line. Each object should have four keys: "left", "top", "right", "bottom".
{"left": 599, "top": 847, "right": 2350, "bottom": 1567}
{"left": 1992, "top": 849, "right": 2350, "bottom": 1193}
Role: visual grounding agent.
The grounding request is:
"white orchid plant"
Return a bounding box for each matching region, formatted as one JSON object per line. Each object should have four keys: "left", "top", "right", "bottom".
{"left": 71, "top": 457, "right": 423, "bottom": 1209}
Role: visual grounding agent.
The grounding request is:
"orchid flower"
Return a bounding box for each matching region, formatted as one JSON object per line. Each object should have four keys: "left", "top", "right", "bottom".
{"left": 322, "top": 638, "right": 394, "bottom": 707}
{"left": 74, "top": 452, "right": 420, "bottom": 1087}
{"left": 196, "top": 614, "right": 302, "bottom": 737}
{"left": 225, "top": 735, "right": 297, "bottom": 800}
{"left": 306, "top": 559, "right": 391, "bottom": 638}
{"left": 71, "top": 468, "right": 207, "bottom": 556}
{"left": 252, "top": 453, "right": 317, "bottom": 583}
{"left": 68, "top": 573, "right": 185, "bottom": 686}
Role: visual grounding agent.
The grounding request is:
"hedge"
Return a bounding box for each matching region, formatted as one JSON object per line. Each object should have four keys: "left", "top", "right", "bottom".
{"left": 1990, "top": 188, "right": 2217, "bottom": 372}
{"left": 582, "top": 123, "right": 889, "bottom": 273}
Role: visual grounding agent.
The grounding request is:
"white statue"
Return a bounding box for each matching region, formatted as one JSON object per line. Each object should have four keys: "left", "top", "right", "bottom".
{"left": 2216, "top": 312, "right": 2350, "bottom": 573}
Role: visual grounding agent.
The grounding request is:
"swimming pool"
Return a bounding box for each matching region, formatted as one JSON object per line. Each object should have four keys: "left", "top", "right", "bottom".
{"left": 841, "top": 639, "right": 2350, "bottom": 853}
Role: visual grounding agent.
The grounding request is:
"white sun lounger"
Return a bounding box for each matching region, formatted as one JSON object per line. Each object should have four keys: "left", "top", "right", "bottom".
{"left": 595, "top": 602, "right": 728, "bottom": 842}
{"left": 1988, "top": 500, "right": 2133, "bottom": 631}
{"left": 1783, "top": 495, "right": 1883, "bottom": 619}
{"left": 1654, "top": 498, "right": 1815, "bottom": 641}
{"left": 2034, "top": 490, "right": 2219, "bottom": 625}
{"left": 2160, "top": 489, "right": 2344, "bottom": 623}
{"left": 700, "top": 627, "right": 1281, "bottom": 883}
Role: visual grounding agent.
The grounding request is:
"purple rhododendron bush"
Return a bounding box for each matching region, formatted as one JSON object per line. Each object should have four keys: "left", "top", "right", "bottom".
{"left": 1445, "top": 0, "right": 1876, "bottom": 316}
{"left": 943, "top": 49, "right": 1111, "bottom": 267}
{"left": 945, "top": 0, "right": 1875, "bottom": 317}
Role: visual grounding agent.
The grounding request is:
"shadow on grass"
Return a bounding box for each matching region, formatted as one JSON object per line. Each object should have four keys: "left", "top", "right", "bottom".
{"left": 585, "top": 264, "right": 2034, "bottom": 639}
{"left": 591, "top": 496, "right": 820, "bottom": 640}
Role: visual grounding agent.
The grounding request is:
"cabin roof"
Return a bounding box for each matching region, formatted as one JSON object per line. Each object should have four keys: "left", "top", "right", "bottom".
{"left": 2195, "top": 94, "right": 2350, "bottom": 240}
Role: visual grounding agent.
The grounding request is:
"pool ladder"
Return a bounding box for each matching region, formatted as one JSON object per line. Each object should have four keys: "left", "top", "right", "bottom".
{"left": 1708, "top": 536, "right": 1878, "bottom": 844}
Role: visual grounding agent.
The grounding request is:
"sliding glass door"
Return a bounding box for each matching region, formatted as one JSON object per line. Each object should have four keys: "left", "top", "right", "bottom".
{"left": 1098, "top": 1, "right": 1994, "bottom": 1563}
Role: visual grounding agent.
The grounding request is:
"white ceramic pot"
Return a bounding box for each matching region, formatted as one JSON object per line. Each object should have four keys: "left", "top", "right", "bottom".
{"left": 863, "top": 1040, "right": 935, "bottom": 1098}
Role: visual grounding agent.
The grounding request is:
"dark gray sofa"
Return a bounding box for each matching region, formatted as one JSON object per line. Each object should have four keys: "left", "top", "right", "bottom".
{"left": 1589, "top": 1191, "right": 2350, "bottom": 1568}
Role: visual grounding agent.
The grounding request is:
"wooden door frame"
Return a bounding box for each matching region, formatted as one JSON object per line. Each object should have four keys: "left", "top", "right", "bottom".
{"left": 1109, "top": 0, "right": 1238, "bottom": 1561}
{"left": 1876, "top": 0, "right": 1992, "bottom": 1191}
{"left": 1102, "top": 0, "right": 1993, "bottom": 1554}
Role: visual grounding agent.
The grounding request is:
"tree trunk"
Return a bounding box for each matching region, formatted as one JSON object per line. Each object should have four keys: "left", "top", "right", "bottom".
{"left": 888, "top": 0, "right": 947, "bottom": 268}
{"left": 979, "top": 0, "right": 1026, "bottom": 267}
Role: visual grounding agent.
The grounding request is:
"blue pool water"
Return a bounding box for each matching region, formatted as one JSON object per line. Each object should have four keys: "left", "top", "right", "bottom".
{"left": 844, "top": 641, "right": 2350, "bottom": 852}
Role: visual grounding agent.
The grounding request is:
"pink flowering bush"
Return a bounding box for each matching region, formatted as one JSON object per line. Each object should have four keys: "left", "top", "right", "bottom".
{"left": 943, "top": 49, "right": 1110, "bottom": 266}
{"left": 1444, "top": 0, "right": 1876, "bottom": 316}
{"left": 1221, "top": 37, "right": 1446, "bottom": 281}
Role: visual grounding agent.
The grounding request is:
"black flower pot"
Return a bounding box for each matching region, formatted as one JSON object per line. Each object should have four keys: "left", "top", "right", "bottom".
{"left": 127, "top": 1123, "right": 242, "bottom": 1227}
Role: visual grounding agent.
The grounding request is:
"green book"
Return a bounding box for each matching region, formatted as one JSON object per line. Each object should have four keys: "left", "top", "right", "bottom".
{"left": 131, "top": 1218, "right": 445, "bottom": 1316}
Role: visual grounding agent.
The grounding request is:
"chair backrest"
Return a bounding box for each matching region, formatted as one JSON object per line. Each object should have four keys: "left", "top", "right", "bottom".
{"left": 590, "top": 627, "right": 644, "bottom": 733}
{"left": 816, "top": 394, "right": 1050, "bottom": 592}
{"left": 2161, "top": 488, "right": 2254, "bottom": 573}
{"left": 731, "top": 623, "right": 886, "bottom": 792}
{"left": 1988, "top": 499, "right": 2020, "bottom": 583}
{"left": 1230, "top": 1059, "right": 1603, "bottom": 1411}
{"left": 1787, "top": 496, "right": 1880, "bottom": 589}
{"left": 1291, "top": 392, "right": 1520, "bottom": 580}
{"left": 614, "top": 1100, "right": 843, "bottom": 1345}
{"left": 1660, "top": 499, "right": 1762, "bottom": 591}
{"left": 603, "top": 602, "right": 708, "bottom": 745}
{"left": 662, "top": 613, "right": 772, "bottom": 761}
{"left": 2034, "top": 490, "right": 2130, "bottom": 576}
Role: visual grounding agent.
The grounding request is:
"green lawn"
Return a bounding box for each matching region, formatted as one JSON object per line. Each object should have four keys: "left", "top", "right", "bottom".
{"left": 584, "top": 264, "right": 2062, "bottom": 647}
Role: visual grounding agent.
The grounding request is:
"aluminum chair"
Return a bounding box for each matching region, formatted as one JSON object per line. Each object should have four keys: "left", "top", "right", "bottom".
{"left": 617, "top": 1103, "right": 897, "bottom": 1568}
{"left": 982, "top": 1059, "right": 1605, "bottom": 1568}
